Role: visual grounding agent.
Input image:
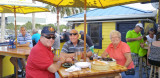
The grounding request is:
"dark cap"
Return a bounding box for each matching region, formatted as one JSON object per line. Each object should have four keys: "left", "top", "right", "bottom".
{"left": 149, "top": 28, "right": 155, "bottom": 31}
{"left": 41, "top": 26, "right": 56, "bottom": 35}
{"left": 79, "top": 30, "right": 84, "bottom": 34}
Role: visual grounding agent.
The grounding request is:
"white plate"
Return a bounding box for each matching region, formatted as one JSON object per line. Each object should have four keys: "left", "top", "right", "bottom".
{"left": 75, "top": 62, "right": 91, "bottom": 68}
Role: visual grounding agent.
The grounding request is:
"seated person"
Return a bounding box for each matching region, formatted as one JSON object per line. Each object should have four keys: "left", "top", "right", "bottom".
{"left": 26, "top": 26, "right": 65, "bottom": 78}
{"left": 60, "top": 29, "right": 92, "bottom": 62}
{"left": 101, "top": 30, "right": 134, "bottom": 77}
{"left": 10, "top": 26, "right": 33, "bottom": 75}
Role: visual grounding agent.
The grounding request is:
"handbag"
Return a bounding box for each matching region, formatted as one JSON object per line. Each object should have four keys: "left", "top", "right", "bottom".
{"left": 125, "top": 68, "right": 135, "bottom": 75}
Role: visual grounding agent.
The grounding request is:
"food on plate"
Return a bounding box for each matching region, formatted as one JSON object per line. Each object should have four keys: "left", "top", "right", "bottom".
{"left": 91, "top": 60, "right": 109, "bottom": 70}
{"left": 102, "top": 57, "right": 116, "bottom": 66}
{"left": 62, "top": 63, "right": 73, "bottom": 68}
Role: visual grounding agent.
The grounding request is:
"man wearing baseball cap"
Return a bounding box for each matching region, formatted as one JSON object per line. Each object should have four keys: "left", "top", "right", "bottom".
{"left": 126, "top": 23, "right": 144, "bottom": 67}
{"left": 26, "top": 26, "right": 65, "bottom": 78}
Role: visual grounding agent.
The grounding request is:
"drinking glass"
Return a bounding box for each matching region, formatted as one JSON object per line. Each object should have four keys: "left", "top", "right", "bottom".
{"left": 75, "top": 47, "right": 82, "bottom": 62}
{"left": 93, "top": 53, "right": 98, "bottom": 61}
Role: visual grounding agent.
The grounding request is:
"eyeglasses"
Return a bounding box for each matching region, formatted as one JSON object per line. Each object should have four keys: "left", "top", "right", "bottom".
{"left": 139, "top": 27, "right": 143, "bottom": 30}
{"left": 111, "top": 37, "right": 120, "bottom": 39}
{"left": 42, "top": 35, "right": 56, "bottom": 40}
{"left": 69, "top": 33, "right": 78, "bottom": 36}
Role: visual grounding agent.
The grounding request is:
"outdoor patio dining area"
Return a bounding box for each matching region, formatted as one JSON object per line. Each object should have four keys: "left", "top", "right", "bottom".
{"left": 1, "top": 0, "right": 160, "bottom": 78}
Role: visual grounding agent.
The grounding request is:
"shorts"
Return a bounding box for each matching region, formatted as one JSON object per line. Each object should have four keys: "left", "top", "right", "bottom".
{"left": 148, "top": 59, "right": 160, "bottom": 67}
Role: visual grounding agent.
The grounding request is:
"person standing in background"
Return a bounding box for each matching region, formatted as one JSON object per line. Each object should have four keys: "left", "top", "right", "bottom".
{"left": 126, "top": 23, "right": 143, "bottom": 66}
{"left": 79, "top": 30, "right": 94, "bottom": 53}
{"left": 61, "top": 29, "right": 70, "bottom": 42}
{"left": 32, "top": 29, "right": 41, "bottom": 46}
{"left": 156, "top": 25, "right": 160, "bottom": 41}
{"left": 146, "top": 28, "right": 156, "bottom": 44}
{"left": 52, "top": 31, "right": 60, "bottom": 54}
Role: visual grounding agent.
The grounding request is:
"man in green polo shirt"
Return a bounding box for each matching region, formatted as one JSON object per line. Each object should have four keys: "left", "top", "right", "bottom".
{"left": 126, "top": 23, "right": 143, "bottom": 66}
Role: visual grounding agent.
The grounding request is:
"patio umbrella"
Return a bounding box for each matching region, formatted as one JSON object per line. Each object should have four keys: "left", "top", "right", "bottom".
{"left": 35, "top": 0, "right": 151, "bottom": 61}
{"left": 0, "top": 0, "right": 49, "bottom": 48}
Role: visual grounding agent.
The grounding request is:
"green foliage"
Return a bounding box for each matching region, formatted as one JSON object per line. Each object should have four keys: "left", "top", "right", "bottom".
{"left": 45, "top": 5, "right": 89, "bottom": 18}
{"left": 59, "top": 24, "right": 69, "bottom": 32}
{"left": 6, "top": 23, "right": 14, "bottom": 29}
{"left": 6, "top": 22, "right": 69, "bottom": 33}
{"left": 24, "top": 21, "right": 32, "bottom": 30}
{"left": 6, "top": 23, "right": 21, "bottom": 30}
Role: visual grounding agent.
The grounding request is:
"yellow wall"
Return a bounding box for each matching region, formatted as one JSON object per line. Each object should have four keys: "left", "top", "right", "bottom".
{"left": 94, "top": 22, "right": 116, "bottom": 56}
{"left": 75, "top": 22, "right": 116, "bottom": 56}
{"left": 75, "top": 23, "right": 88, "bottom": 33}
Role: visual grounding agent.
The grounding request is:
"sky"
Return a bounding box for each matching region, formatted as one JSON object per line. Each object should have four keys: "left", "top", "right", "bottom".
{"left": 1, "top": 0, "right": 158, "bottom": 25}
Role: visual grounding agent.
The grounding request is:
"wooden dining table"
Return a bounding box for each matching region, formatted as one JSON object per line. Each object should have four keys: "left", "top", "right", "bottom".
{"left": 0, "top": 46, "right": 31, "bottom": 78}
{"left": 58, "top": 62, "right": 127, "bottom": 78}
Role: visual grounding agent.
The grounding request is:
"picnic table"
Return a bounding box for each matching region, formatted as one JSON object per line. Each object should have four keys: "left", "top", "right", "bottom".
{"left": 0, "top": 46, "right": 31, "bottom": 78}
{"left": 58, "top": 62, "right": 127, "bottom": 78}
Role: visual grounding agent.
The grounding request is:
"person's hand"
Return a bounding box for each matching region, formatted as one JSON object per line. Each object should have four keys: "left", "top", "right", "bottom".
{"left": 65, "top": 57, "right": 73, "bottom": 63}
{"left": 13, "top": 41, "right": 16, "bottom": 45}
{"left": 137, "top": 36, "right": 143, "bottom": 40}
{"left": 59, "top": 57, "right": 65, "bottom": 64}
{"left": 140, "top": 43, "right": 144, "bottom": 47}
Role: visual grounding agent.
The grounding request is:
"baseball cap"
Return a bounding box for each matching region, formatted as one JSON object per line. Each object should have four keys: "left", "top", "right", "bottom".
{"left": 41, "top": 26, "right": 56, "bottom": 35}
{"left": 79, "top": 30, "right": 84, "bottom": 34}
{"left": 149, "top": 28, "right": 155, "bottom": 31}
{"left": 135, "top": 23, "right": 143, "bottom": 29}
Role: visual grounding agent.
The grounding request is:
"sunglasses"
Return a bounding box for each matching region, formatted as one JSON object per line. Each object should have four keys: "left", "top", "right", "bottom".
{"left": 69, "top": 33, "right": 78, "bottom": 36}
{"left": 42, "top": 35, "right": 56, "bottom": 40}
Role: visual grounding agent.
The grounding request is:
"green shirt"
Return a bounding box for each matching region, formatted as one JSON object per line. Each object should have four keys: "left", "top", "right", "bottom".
{"left": 126, "top": 30, "right": 143, "bottom": 54}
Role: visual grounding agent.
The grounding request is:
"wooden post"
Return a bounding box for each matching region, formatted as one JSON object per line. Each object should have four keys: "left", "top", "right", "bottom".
{"left": 14, "top": 6, "right": 18, "bottom": 78}
{"left": 14, "top": 6, "right": 17, "bottom": 49}
{"left": 83, "top": 0, "right": 87, "bottom": 62}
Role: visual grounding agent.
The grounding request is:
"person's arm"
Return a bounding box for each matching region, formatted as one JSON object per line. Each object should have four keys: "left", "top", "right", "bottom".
{"left": 85, "top": 44, "right": 93, "bottom": 57}
{"left": 101, "top": 50, "right": 109, "bottom": 58}
{"left": 17, "top": 42, "right": 30, "bottom": 47}
{"left": 86, "top": 51, "right": 92, "bottom": 57}
{"left": 81, "top": 51, "right": 92, "bottom": 59}
{"left": 53, "top": 55, "right": 60, "bottom": 62}
{"left": 47, "top": 57, "right": 65, "bottom": 73}
{"left": 124, "top": 53, "right": 132, "bottom": 67}
{"left": 60, "top": 52, "right": 75, "bottom": 58}
{"left": 126, "top": 36, "right": 142, "bottom": 42}
{"left": 147, "top": 44, "right": 151, "bottom": 57}
{"left": 126, "top": 30, "right": 142, "bottom": 42}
